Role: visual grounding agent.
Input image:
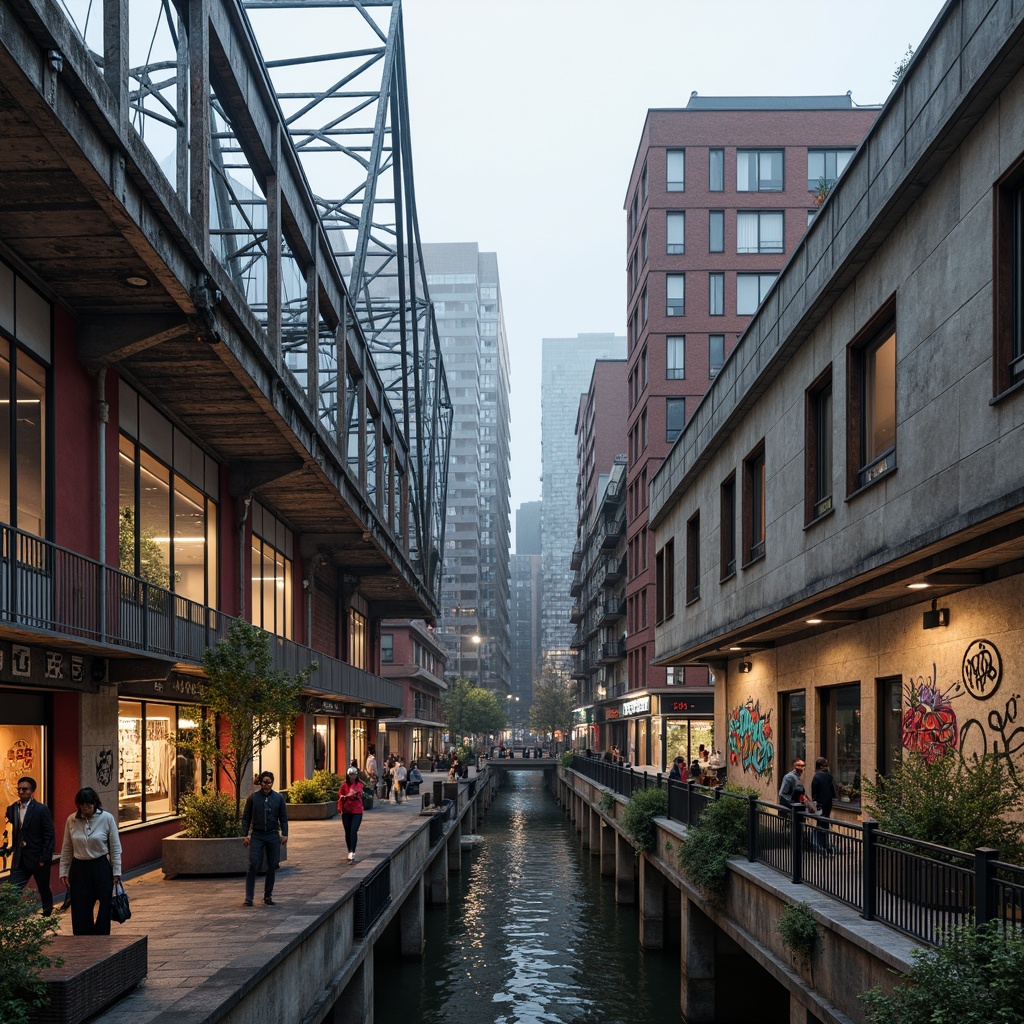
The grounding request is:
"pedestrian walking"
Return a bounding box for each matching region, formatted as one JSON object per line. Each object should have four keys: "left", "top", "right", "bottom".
{"left": 337, "top": 767, "right": 364, "bottom": 861}
{"left": 778, "top": 758, "right": 807, "bottom": 809}
{"left": 5, "top": 776, "right": 55, "bottom": 915}
{"left": 811, "top": 756, "right": 838, "bottom": 851}
{"left": 395, "top": 758, "right": 408, "bottom": 803}
{"left": 241, "top": 772, "right": 288, "bottom": 906}
{"left": 58, "top": 787, "right": 122, "bottom": 935}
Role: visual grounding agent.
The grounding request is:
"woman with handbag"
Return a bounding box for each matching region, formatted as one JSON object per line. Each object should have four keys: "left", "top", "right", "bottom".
{"left": 58, "top": 787, "right": 122, "bottom": 935}
{"left": 337, "top": 767, "right": 364, "bottom": 862}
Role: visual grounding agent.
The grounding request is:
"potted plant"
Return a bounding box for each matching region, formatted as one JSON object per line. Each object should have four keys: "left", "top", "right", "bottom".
{"left": 284, "top": 770, "right": 342, "bottom": 819}
{"left": 162, "top": 620, "right": 315, "bottom": 876}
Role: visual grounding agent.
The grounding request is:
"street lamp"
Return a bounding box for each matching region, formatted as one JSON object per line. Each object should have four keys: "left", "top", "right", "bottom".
{"left": 471, "top": 633, "right": 482, "bottom": 688}
{"left": 506, "top": 694, "right": 519, "bottom": 749}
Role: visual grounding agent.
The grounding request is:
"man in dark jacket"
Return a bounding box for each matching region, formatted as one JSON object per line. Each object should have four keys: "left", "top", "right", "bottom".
{"left": 5, "top": 776, "right": 55, "bottom": 914}
{"left": 241, "top": 772, "right": 288, "bottom": 907}
{"left": 811, "top": 757, "right": 838, "bottom": 851}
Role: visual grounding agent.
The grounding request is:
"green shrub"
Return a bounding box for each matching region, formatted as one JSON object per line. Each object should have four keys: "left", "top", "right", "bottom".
{"left": 861, "top": 921, "right": 1024, "bottom": 1024}
{"left": 620, "top": 786, "right": 668, "bottom": 854}
{"left": 560, "top": 750, "right": 574, "bottom": 768}
{"left": 177, "top": 788, "right": 244, "bottom": 837}
{"left": 778, "top": 901, "right": 819, "bottom": 969}
{"left": 599, "top": 791, "right": 615, "bottom": 814}
{"left": 312, "top": 769, "right": 344, "bottom": 801}
{"left": 678, "top": 788, "right": 751, "bottom": 901}
{"left": 863, "top": 751, "right": 1024, "bottom": 863}
{"left": 0, "top": 886, "right": 62, "bottom": 1024}
{"left": 285, "top": 778, "right": 324, "bottom": 804}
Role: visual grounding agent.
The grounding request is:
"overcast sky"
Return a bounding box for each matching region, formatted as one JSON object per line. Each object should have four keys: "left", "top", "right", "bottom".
{"left": 397, "top": 0, "right": 944, "bottom": 542}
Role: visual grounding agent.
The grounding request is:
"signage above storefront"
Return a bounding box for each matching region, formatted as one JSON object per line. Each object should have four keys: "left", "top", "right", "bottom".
{"left": 0, "top": 641, "right": 94, "bottom": 692}
{"left": 619, "top": 696, "right": 651, "bottom": 718}
{"left": 658, "top": 692, "right": 715, "bottom": 716}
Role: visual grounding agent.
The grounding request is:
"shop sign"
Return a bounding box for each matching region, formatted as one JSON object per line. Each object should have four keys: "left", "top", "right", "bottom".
{"left": 657, "top": 693, "right": 714, "bottom": 716}
{"left": 0, "top": 641, "right": 91, "bottom": 691}
{"left": 573, "top": 707, "right": 593, "bottom": 725}
{"left": 119, "top": 674, "right": 210, "bottom": 702}
{"left": 302, "top": 696, "right": 349, "bottom": 716}
{"left": 619, "top": 696, "right": 651, "bottom": 718}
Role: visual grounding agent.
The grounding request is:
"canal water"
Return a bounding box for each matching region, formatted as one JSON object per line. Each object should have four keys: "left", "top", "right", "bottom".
{"left": 374, "top": 772, "right": 683, "bottom": 1023}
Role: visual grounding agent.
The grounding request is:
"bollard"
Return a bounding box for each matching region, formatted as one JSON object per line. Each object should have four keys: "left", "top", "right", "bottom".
{"left": 433, "top": 780, "right": 444, "bottom": 807}
{"left": 422, "top": 792, "right": 432, "bottom": 810}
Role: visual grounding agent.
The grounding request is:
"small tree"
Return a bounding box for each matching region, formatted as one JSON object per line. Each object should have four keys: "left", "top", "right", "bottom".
{"left": 892, "top": 45, "right": 914, "bottom": 85}
{"left": 178, "top": 620, "right": 315, "bottom": 821}
{"left": 441, "top": 678, "right": 506, "bottom": 750}
{"left": 530, "top": 666, "right": 574, "bottom": 749}
{"left": 0, "top": 886, "right": 62, "bottom": 1024}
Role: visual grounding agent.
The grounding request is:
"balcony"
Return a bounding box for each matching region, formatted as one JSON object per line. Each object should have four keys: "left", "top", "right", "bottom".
{"left": 570, "top": 573, "right": 583, "bottom": 597}
{"left": 570, "top": 655, "right": 590, "bottom": 680}
{"left": 600, "top": 513, "right": 625, "bottom": 550}
{"left": 599, "top": 639, "right": 627, "bottom": 663}
{"left": 599, "top": 599, "right": 626, "bottom": 625}
{"left": 600, "top": 555, "right": 626, "bottom": 587}
{"left": 569, "top": 604, "right": 582, "bottom": 624}
{"left": 570, "top": 545, "right": 584, "bottom": 570}
{"left": 0, "top": 523, "right": 401, "bottom": 711}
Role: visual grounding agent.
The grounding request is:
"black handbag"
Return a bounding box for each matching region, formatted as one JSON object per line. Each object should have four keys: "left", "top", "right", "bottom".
{"left": 111, "top": 880, "right": 131, "bottom": 924}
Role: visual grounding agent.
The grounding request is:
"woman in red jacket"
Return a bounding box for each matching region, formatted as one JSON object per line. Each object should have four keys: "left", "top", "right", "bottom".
{"left": 337, "top": 766, "right": 365, "bottom": 862}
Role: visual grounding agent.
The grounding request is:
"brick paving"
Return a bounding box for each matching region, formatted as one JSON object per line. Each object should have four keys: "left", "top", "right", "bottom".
{"left": 47, "top": 775, "right": 455, "bottom": 1023}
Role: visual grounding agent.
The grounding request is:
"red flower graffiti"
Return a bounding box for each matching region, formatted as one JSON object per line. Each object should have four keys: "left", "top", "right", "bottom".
{"left": 902, "top": 665, "right": 958, "bottom": 763}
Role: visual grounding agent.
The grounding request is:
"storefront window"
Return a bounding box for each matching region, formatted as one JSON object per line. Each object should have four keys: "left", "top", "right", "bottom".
{"left": 118, "top": 699, "right": 198, "bottom": 825}
{"left": 351, "top": 718, "right": 370, "bottom": 768}
{"left": 313, "top": 717, "right": 334, "bottom": 772}
{"left": 823, "top": 683, "right": 861, "bottom": 806}
{"left": 0, "top": 692, "right": 48, "bottom": 864}
{"left": 664, "top": 719, "right": 713, "bottom": 766}
{"left": 782, "top": 691, "right": 806, "bottom": 767}
{"left": 876, "top": 676, "right": 903, "bottom": 779}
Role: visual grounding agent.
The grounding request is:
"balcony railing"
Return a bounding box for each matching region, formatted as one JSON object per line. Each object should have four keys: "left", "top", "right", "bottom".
{"left": 0, "top": 523, "right": 400, "bottom": 709}
{"left": 599, "top": 639, "right": 626, "bottom": 663}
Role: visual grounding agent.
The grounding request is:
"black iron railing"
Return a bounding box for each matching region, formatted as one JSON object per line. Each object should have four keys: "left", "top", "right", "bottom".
{"left": 352, "top": 859, "right": 392, "bottom": 939}
{"left": 569, "top": 755, "right": 1024, "bottom": 947}
{"left": 0, "top": 522, "right": 400, "bottom": 708}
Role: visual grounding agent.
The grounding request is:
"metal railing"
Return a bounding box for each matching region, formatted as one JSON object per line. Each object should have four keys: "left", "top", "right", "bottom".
{"left": 353, "top": 859, "right": 392, "bottom": 940}
{"left": 569, "top": 755, "right": 1024, "bottom": 947}
{"left": 1, "top": 522, "right": 400, "bottom": 708}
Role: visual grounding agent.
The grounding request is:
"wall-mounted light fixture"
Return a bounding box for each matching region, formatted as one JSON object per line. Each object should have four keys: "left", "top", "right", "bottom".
{"left": 922, "top": 599, "right": 949, "bottom": 630}
{"left": 738, "top": 660, "right": 752, "bottom": 673}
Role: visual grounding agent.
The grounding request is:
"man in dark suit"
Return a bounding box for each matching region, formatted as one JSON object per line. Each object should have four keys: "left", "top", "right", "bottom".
{"left": 4, "top": 776, "right": 55, "bottom": 914}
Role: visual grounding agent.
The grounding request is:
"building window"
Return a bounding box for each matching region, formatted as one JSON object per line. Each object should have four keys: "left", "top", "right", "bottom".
{"left": 822, "top": 683, "right": 861, "bottom": 806}
{"left": 666, "top": 275, "right": 685, "bottom": 316}
{"left": 349, "top": 606, "right": 368, "bottom": 669}
{"left": 709, "top": 148, "right": 724, "bottom": 192}
{"left": 666, "top": 397, "right": 686, "bottom": 442}
{"left": 686, "top": 512, "right": 700, "bottom": 603}
{"left": 709, "top": 273, "right": 724, "bottom": 316}
{"left": 642, "top": 222, "right": 648, "bottom": 264}
{"left": 876, "top": 676, "right": 903, "bottom": 779}
{"left": 381, "top": 634, "right": 394, "bottom": 664}
{"left": 642, "top": 408, "right": 648, "bottom": 449}
{"left": 709, "top": 334, "right": 725, "bottom": 377}
{"left": 0, "top": 339, "right": 48, "bottom": 538}
{"left": 737, "top": 211, "right": 784, "bottom": 253}
{"left": 807, "top": 148, "right": 855, "bottom": 191}
{"left": 805, "top": 368, "right": 833, "bottom": 523}
{"left": 993, "top": 164, "right": 1024, "bottom": 393}
{"left": 251, "top": 503, "right": 293, "bottom": 639}
{"left": 737, "top": 149, "right": 783, "bottom": 191}
{"left": 667, "top": 149, "right": 685, "bottom": 191}
{"left": 781, "top": 691, "right": 806, "bottom": 768}
{"left": 642, "top": 345, "right": 648, "bottom": 386}
{"left": 743, "top": 441, "right": 765, "bottom": 565}
{"left": 667, "top": 211, "right": 685, "bottom": 254}
{"left": 736, "top": 273, "right": 778, "bottom": 315}
{"left": 709, "top": 210, "right": 724, "bottom": 253}
{"left": 848, "top": 314, "right": 897, "bottom": 491}
{"left": 642, "top": 161, "right": 648, "bottom": 201}
{"left": 655, "top": 538, "right": 674, "bottom": 623}
{"left": 642, "top": 286, "right": 649, "bottom": 325}
{"left": 720, "top": 473, "right": 736, "bottom": 580}
{"left": 666, "top": 336, "right": 685, "bottom": 379}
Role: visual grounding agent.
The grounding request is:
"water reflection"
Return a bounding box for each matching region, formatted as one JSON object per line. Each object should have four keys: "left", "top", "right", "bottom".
{"left": 374, "top": 772, "right": 681, "bottom": 1023}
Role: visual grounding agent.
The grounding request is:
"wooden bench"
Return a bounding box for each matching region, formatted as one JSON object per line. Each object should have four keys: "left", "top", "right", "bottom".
{"left": 29, "top": 934, "right": 147, "bottom": 1024}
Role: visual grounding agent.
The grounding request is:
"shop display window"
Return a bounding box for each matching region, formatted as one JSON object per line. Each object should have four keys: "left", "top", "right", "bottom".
{"left": 118, "top": 700, "right": 201, "bottom": 824}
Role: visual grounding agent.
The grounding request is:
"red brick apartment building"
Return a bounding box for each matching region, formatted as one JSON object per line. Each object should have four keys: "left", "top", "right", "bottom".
{"left": 617, "top": 96, "right": 879, "bottom": 768}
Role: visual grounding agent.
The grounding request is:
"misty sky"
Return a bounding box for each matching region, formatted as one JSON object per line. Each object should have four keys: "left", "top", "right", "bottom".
{"left": 399, "top": 0, "right": 944, "bottom": 536}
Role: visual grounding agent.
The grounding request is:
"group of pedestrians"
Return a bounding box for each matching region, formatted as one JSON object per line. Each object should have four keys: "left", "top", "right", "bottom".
{"left": 778, "top": 756, "right": 838, "bottom": 850}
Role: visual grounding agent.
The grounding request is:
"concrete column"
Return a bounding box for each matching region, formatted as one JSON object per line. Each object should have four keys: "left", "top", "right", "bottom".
{"left": 332, "top": 952, "right": 373, "bottom": 1024}
{"left": 680, "top": 899, "right": 716, "bottom": 1024}
{"left": 615, "top": 831, "right": 635, "bottom": 904}
{"left": 427, "top": 847, "right": 448, "bottom": 905}
{"left": 447, "top": 820, "right": 462, "bottom": 873}
{"left": 600, "top": 820, "right": 616, "bottom": 877}
{"left": 399, "top": 878, "right": 424, "bottom": 958}
{"left": 588, "top": 808, "right": 601, "bottom": 857}
{"left": 581, "top": 804, "right": 591, "bottom": 850}
{"left": 639, "top": 857, "right": 665, "bottom": 949}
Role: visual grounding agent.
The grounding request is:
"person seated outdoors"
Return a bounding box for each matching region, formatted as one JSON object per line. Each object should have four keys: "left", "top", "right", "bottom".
{"left": 668, "top": 756, "right": 687, "bottom": 782}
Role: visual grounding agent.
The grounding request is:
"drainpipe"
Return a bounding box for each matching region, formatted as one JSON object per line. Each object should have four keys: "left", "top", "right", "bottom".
{"left": 238, "top": 495, "right": 252, "bottom": 619}
{"left": 97, "top": 370, "right": 108, "bottom": 639}
{"left": 305, "top": 554, "right": 324, "bottom": 648}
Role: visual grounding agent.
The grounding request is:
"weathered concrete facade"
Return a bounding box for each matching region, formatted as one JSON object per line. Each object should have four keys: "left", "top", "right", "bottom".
{"left": 649, "top": 0, "right": 1024, "bottom": 809}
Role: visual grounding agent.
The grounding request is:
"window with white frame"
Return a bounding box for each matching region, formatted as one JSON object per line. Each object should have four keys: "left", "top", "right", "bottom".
{"left": 807, "top": 148, "right": 855, "bottom": 191}
{"left": 667, "top": 211, "right": 685, "bottom": 254}
{"left": 736, "top": 273, "right": 778, "bottom": 315}
{"left": 666, "top": 336, "right": 685, "bottom": 379}
{"left": 737, "top": 211, "right": 784, "bottom": 253}
{"left": 666, "top": 275, "right": 685, "bottom": 316}
{"left": 737, "top": 149, "right": 783, "bottom": 192}
{"left": 667, "top": 149, "right": 685, "bottom": 191}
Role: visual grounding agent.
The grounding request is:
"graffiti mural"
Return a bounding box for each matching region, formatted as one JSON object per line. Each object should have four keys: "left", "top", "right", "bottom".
{"left": 727, "top": 696, "right": 775, "bottom": 779}
{"left": 959, "top": 694, "right": 1024, "bottom": 788}
{"left": 961, "top": 639, "right": 1002, "bottom": 700}
{"left": 902, "top": 663, "right": 961, "bottom": 763}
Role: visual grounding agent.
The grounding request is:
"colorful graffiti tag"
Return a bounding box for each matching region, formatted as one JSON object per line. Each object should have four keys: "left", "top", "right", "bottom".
{"left": 727, "top": 696, "right": 775, "bottom": 779}
{"left": 902, "top": 663, "right": 961, "bottom": 764}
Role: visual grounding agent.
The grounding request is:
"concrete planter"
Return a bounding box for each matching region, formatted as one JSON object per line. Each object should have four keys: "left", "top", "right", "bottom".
{"left": 283, "top": 800, "right": 337, "bottom": 820}
{"left": 161, "top": 831, "right": 288, "bottom": 878}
